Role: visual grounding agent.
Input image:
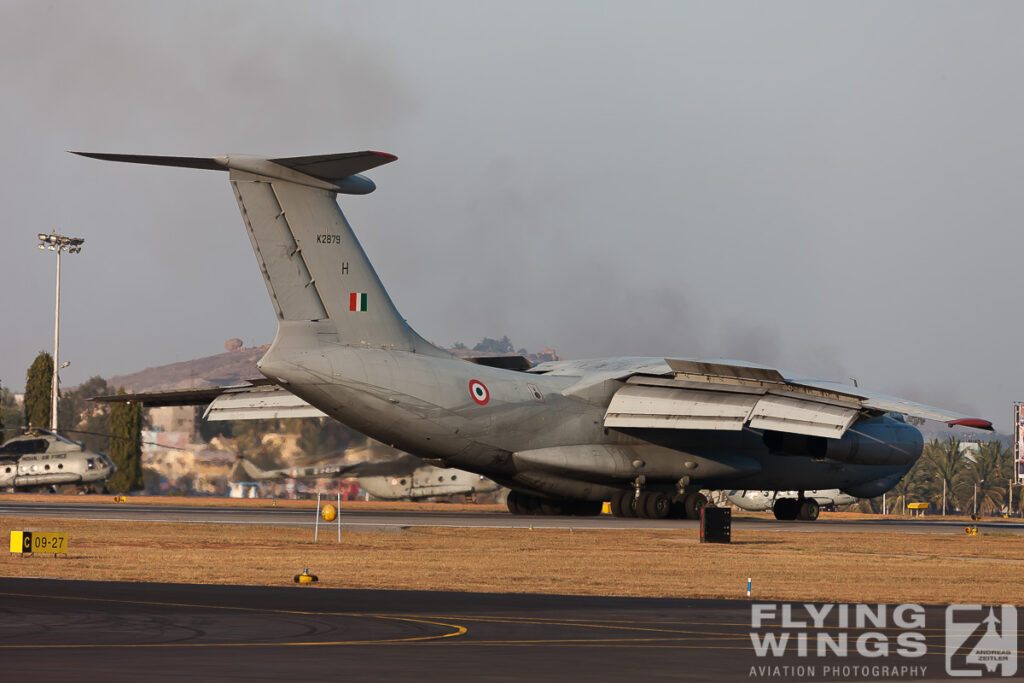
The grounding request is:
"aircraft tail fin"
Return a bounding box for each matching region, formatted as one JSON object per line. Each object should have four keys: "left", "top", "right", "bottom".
{"left": 75, "top": 151, "right": 447, "bottom": 356}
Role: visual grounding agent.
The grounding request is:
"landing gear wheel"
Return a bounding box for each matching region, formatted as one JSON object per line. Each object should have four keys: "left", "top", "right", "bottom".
{"left": 606, "top": 493, "right": 622, "bottom": 516}
{"left": 772, "top": 498, "right": 800, "bottom": 521}
{"left": 537, "top": 500, "right": 563, "bottom": 516}
{"left": 506, "top": 491, "right": 526, "bottom": 515}
{"left": 683, "top": 492, "right": 707, "bottom": 520}
{"left": 635, "top": 491, "right": 653, "bottom": 519}
{"left": 507, "top": 491, "right": 539, "bottom": 515}
{"left": 573, "top": 500, "right": 603, "bottom": 516}
{"left": 612, "top": 491, "right": 638, "bottom": 517}
{"left": 798, "top": 499, "right": 820, "bottom": 521}
{"left": 641, "top": 492, "right": 671, "bottom": 519}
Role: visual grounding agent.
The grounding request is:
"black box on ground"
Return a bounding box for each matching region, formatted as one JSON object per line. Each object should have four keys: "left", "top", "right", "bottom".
{"left": 700, "top": 506, "right": 731, "bottom": 543}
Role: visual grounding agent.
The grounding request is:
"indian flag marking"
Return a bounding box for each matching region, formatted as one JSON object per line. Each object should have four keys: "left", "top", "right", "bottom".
{"left": 349, "top": 292, "right": 368, "bottom": 311}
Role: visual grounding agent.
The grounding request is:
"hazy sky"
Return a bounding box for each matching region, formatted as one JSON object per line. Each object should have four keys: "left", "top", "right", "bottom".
{"left": 2, "top": 1, "right": 1022, "bottom": 431}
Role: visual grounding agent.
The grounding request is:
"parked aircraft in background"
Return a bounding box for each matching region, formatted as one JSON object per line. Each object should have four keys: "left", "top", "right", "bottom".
{"left": 725, "top": 489, "right": 858, "bottom": 520}
{"left": 231, "top": 453, "right": 499, "bottom": 501}
{"left": 0, "top": 429, "right": 116, "bottom": 492}
{"left": 83, "top": 149, "right": 991, "bottom": 521}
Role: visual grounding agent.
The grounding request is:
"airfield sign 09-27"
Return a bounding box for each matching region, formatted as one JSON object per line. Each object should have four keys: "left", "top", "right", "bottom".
{"left": 10, "top": 531, "right": 67, "bottom": 556}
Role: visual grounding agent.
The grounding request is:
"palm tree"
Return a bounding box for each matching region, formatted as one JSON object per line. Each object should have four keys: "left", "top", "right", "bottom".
{"left": 856, "top": 496, "right": 882, "bottom": 514}
{"left": 964, "top": 441, "right": 1012, "bottom": 515}
{"left": 919, "top": 438, "right": 970, "bottom": 514}
{"left": 885, "top": 456, "right": 932, "bottom": 514}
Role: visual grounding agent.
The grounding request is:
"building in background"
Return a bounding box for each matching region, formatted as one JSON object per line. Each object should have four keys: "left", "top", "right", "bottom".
{"left": 1015, "top": 403, "right": 1024, "bottom": 483}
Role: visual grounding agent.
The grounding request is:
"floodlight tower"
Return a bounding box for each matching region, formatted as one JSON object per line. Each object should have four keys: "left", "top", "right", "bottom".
{"left": 37, "top": 232, "right": 84, "bottom": 431}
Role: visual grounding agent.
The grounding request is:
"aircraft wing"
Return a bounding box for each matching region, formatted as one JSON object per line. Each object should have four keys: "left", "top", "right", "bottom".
{"left": 601, "top": 358, "right": 992, "bottom": 439}
{"left": 789, "top": 378, "right": 993, "bottom": 429}
{"left": 90, "top": 380, "right": 327, "bottom": 421}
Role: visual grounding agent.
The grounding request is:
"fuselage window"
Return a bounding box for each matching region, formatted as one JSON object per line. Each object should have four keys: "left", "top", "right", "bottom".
{"left": 0, "top": 439, "right": 48, "bottom": 456}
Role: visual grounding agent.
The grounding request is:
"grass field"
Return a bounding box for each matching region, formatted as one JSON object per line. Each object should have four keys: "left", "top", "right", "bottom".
{"left": 3, "top": 511, "right": 1021, "bottom": 605}
{"left": 1, "top": 492, "right": 495, "bottom": 512}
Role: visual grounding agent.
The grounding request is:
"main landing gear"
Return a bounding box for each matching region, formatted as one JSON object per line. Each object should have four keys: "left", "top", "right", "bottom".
{"left": 610, "top": 490, "right": 706, "bottom": 520}
{"left": 505, "top": 490, "right": 603, "bottom": 517}
{"left": 772, "top": 496, "right": 820, "bottom": 521}
{"left": 505, "top": 489, "right": 710, "bottom": 520}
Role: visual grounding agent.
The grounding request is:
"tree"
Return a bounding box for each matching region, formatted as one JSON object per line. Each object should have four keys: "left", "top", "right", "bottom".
{"left": 58, "top": 376, "right": 109, "bottom": 429}
{"left": 886, "top": 453, "right": 930, "bottom": 513}
{"left": 230, "top": 420, "right": 283, "bottom": 470}
{"left": 297, "top": 418, "right": 356, "bottom": 462}
{"left": 473, "top": 336, "right": 514, "bottom": 354}
{"left": 24, "top": 351, "right": 53, "bottom": 428}
{"left": 964, "top": 441, "right": 1012, "bottom": 515}
{"left": 58, "top": 376, "right": 111, "bottom": 451}
{"left": 106, "top": 389, "right": 144, "bottom": 492}
{"left": 0, "top": 385, "right": 24, "bottom": 436}
{"left": 919, "top": 438, "right": 970, "bottom": 514}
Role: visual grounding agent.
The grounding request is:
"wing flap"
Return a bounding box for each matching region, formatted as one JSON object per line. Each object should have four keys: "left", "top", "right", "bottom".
{"left": 605, "top": 384, "right": 758, "bottom": 430}
{"left": 605, "top": 361, "right": 993, "bottom": 436}
{"left": 747, "top": 393, "right": 859, "bottom": 438}
{"left": 605, "top": 376, "right": 863, "bottom": 437}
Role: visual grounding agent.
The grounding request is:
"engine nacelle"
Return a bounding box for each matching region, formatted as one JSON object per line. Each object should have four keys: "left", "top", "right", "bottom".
{"left": 842, "top": 470, "right": 908, "bottom": 498}
{"left": 764, "top": 415, "right": 922, "bottom": 467}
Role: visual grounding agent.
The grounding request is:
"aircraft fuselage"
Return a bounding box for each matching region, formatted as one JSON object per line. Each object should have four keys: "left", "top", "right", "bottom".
{"left": 258, "top": 323, "right": 921, "bottom": 502}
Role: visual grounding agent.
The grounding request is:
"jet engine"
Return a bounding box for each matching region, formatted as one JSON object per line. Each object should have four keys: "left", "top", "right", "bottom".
{"left": 763, "top": 414, "right": 922, "bottom": 467}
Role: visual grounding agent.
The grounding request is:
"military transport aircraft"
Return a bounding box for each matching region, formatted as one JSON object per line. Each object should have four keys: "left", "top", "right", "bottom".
{"left": 0, "top": 429, "right": 116, "bottom": 492}
{"left": 231, "top": 453, "right": 500, "bottom": 501}
{"left": 726, "top": 489, "right": 858, "bottom": 520}
{"left": 80, "top": 150, "right": 992, "bottom": 521}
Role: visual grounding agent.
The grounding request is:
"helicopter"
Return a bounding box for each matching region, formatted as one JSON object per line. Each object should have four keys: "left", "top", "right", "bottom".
{"left": 0, "top": 428, "right": 116, "bottom": 492}
{"left": 232, "top": 452, "right": 500, "bottom": 501}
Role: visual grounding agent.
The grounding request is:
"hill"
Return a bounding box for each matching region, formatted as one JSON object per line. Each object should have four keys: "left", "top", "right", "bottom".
{"left": 107, "top": 345, "right": 268, "bottom": 393}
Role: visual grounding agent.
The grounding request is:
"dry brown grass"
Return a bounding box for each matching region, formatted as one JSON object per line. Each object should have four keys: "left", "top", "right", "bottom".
{"left": 2, "top": 515, "right": 1021, "bottom": 605}
{"left": 0, "top": 492, "right": 503, "bottom": 513}
{"left": 4, "top": 493, "right": 1016, "bottom": 524}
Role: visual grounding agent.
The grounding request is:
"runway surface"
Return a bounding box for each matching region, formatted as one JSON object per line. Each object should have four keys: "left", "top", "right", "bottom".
{"left": 2, "top": 500, "right": 1024, "bottom": 534}
{"left": 1, "top": 577, "right": 1002, "bottom": 682}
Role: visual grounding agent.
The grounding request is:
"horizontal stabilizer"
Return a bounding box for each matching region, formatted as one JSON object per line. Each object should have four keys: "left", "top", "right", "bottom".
{"left": 270, "top": 151, "right": 397, "bottom": 182}
{"left": 72, "top": 150, "right": 397, "bottom": 192}
{"left": 89, "top": 380, "right": 274, "bottom": 407}
{"left": 89, "top": 380, "right": 327, "bottom": 421}
{"left": 71, "top": 152, "right": 225, "bottom": 171}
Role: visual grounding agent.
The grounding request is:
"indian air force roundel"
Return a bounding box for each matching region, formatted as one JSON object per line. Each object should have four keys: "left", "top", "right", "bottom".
{"left": 469, "top": 379, "right": 490, "bottom": 405}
